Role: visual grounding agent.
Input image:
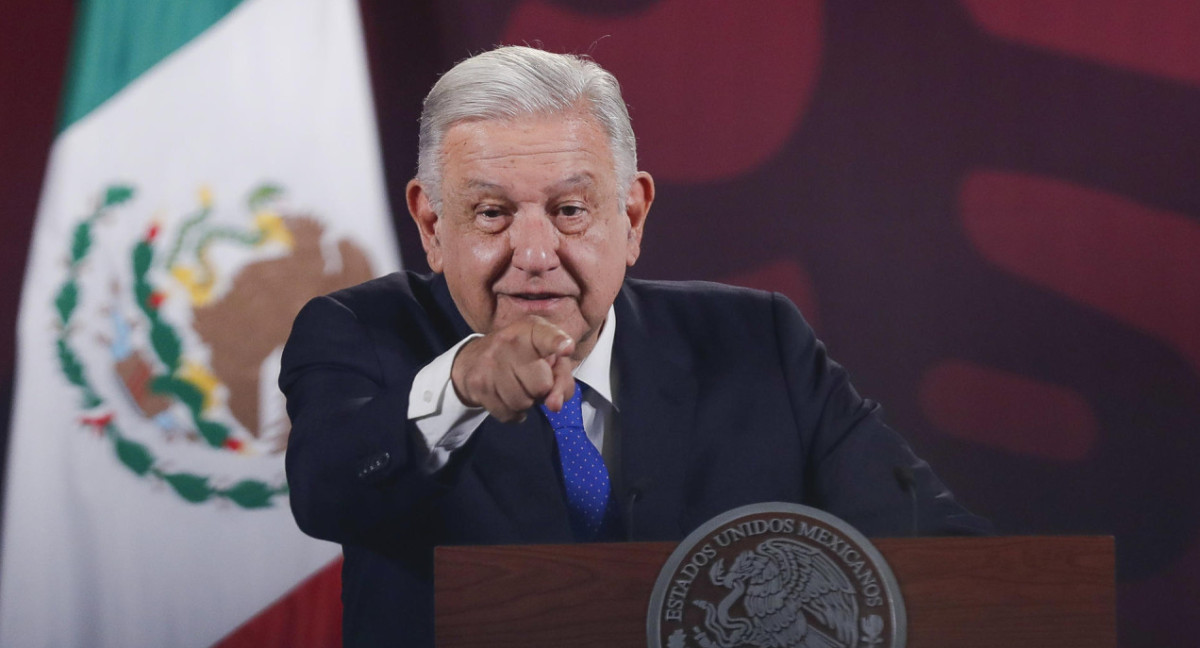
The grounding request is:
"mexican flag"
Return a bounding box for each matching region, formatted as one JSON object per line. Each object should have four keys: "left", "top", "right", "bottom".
{"left": 0, "top": 0, "right": 397, "bottom": 645}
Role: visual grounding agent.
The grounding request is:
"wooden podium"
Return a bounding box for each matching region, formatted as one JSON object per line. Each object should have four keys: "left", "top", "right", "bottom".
{"left": 435, "top": 536, "right": 1115, "bottom": 647}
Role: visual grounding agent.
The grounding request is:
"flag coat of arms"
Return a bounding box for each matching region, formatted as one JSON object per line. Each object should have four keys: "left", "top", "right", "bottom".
{"left": 0, "top": 0, "right": 397, "bottom": 645}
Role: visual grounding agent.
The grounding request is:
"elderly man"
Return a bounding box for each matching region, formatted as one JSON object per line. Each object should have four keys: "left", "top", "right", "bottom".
{"left": 281, "top": 45, "right": 987, "bottom": 647}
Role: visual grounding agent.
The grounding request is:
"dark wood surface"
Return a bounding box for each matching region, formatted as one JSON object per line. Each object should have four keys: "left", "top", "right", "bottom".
{"left": 435, "top": 536, "right": 1114, "bottom": 648}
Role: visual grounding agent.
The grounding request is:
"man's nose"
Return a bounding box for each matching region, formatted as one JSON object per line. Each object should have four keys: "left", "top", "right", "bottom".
{"left": 509, "top": 213, "right": 560, "bottom": 273}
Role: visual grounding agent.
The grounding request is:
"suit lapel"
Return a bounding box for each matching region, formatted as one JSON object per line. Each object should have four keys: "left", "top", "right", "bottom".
{"left": 468, "top": 414, "right": 574, "bottom": 542}
{"left": 429, "top": 273, "right": 473, "bottom": 342}
{"left": 613, "top": 284, "right": 698, "bottom": 541}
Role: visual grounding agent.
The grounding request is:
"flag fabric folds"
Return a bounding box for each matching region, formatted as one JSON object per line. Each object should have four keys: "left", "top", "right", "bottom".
{"left": 0, "top": 0, "right": 396, "bottom": 644}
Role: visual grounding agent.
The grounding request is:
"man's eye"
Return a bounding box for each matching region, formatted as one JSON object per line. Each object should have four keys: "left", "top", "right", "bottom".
{"left": 557, "top": 205, "right": 585, "bottom": 217}
{"left": 473, "top": 207, "right": 509, "bottom": 231}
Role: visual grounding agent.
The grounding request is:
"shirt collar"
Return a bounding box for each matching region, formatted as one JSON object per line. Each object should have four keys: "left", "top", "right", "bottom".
{"left": 573, "top": 305, "right": 616, "bottom": 409}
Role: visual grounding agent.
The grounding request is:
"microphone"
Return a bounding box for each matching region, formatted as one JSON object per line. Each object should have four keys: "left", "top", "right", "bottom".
{"left": 624, "top": 480, "right": 650, "bottom": 541}
{"left": 893, "top": 466, "right": 919, "bottom": 537}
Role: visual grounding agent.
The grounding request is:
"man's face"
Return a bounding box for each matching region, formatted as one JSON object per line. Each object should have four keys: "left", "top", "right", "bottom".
{"left": 408, "top": 112, "right": 653, "bottom": 360}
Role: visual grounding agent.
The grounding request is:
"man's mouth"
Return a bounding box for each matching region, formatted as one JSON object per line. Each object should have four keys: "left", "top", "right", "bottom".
{"left": 499, "top": 292, "right": 574, "bottom": 313}
{"left": 510, "top": 293, "right": 564, "bottom": 301}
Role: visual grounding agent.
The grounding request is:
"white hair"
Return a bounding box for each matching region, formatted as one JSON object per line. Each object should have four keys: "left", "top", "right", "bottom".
{"left": 416, "top": 45, "right": 638, "bottom": 210}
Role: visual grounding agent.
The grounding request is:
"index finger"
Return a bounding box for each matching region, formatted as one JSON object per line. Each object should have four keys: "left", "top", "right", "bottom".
{"left": 542, "top": 353, "right": 576, "bottom": 412}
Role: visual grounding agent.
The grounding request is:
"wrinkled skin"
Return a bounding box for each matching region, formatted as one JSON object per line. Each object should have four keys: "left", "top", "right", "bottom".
{"left": 406, "top": 111, "right": 654, "bottom": 418}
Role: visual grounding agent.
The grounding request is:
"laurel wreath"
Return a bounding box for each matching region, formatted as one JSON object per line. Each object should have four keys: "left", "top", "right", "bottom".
{"left": 53, "top": 184, "right": 287, "bottom": 509}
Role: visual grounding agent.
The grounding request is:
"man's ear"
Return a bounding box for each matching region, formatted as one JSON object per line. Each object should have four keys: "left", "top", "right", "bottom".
{"left": 407, "top": 179, "right": 444, "bottom": 273}
{"left": 624, "top": 171, "right": 655, "bottom": 267}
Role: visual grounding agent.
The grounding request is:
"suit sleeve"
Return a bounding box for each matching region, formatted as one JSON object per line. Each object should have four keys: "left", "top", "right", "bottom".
{"left": 280, "top": 294, "right": 451, "bottom": 549}
{"left": 771, "top": 293, "right": 993, "bottom": 536}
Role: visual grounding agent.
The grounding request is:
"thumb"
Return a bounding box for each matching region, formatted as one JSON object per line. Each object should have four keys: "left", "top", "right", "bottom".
{"left": 530, "top": 317, "right": 575, "bottom": 359}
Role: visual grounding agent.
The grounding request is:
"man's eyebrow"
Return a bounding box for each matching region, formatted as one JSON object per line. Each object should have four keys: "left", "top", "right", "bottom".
{"left": 546, "top": 173, "right": 596, "bottom": 194}
{"left": 464, "top": 179, "right": 505, "bottom": 192}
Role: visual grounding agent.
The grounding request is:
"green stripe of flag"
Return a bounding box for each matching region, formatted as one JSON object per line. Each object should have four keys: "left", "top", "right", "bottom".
{"left": 58, "top": 0, "right": 244, "bottom": 131}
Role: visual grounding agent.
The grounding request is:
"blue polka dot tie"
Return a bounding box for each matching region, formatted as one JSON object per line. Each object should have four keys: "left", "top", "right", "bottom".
{"left": 540, "top": 381, "right": 614, "bottom": 540}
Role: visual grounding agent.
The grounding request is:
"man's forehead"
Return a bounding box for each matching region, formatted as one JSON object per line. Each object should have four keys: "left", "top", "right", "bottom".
{"left": 442, "top": 113, "right": 609, "bottom": 156}
{"left": 460, "top": 173, "right": 598, "bottom": 195}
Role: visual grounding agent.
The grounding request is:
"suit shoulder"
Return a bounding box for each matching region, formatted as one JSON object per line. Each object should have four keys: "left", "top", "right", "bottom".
{"left": 619, "top": 278, "right": 816, "bottom": 352}
{"left": 622, "top": 277, "right": 801, "bottom": 321}
{"left": 324, "top": 271, "right": 423, "bottom": 307}
{"left": 285, "top": 271, "right": 462, "bottom": 377}
{"left": 290, "top": 271, "right": 463, "bottom": 347}
{"left": 312, "top": 271, "right": 442, "bottom": 323}
{"left": 623, "top": 277, "right": 775, "bottom": 306}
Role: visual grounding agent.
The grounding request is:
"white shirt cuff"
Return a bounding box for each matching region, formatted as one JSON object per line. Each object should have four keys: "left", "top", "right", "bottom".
{"left": 408, "top": 334, "right": 487, "bottom": 471}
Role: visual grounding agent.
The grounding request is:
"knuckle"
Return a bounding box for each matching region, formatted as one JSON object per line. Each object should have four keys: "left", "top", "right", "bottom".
{"left": 530, "top": 370, "right": 554, "bottom": 393}
{"left": 509, "top": 387, "right": 535, "bottom": 409}
{"left": 464, "top": 374, "right": 488, "bottom": 397}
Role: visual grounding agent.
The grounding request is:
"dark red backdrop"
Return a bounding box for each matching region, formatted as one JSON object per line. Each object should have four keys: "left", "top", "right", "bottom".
{"left": 4, "top": 2, "right": 1199, "bottom": 646}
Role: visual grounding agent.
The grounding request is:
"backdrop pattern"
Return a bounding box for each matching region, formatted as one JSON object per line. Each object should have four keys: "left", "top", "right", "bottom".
{"left": 4, "top": 1, "right": 1198, "bottom": 646}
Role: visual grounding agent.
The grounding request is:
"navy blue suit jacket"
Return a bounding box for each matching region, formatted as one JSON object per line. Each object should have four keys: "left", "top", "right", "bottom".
{"left": 281, "top": 271, "right": 988, "bottom": 647}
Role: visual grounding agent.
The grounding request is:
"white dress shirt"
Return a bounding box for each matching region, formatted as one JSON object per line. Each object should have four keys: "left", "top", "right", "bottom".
{"left": 407, "top": 306, "right": 619, "bottom": 473}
